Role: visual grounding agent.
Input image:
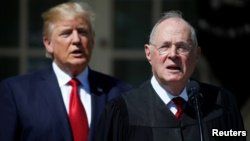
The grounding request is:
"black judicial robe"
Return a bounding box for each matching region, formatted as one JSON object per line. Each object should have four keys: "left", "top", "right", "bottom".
{"left": 95, "top": 81, "right": 245, "bottom": 141}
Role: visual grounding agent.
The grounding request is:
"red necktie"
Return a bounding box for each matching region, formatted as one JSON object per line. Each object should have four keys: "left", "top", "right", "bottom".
{"left": 68, "top": 78, "right": 89, "bottom": 141}
{"left": 172, "top": 97, "right": 184, "bottom": 120}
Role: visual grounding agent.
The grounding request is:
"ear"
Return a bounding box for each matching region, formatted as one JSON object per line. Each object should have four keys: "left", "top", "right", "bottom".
{"left": 145, "top": 44, "right": 152, "bottom": 64}
{"left": 43, "top": 36, "right": 53, "bottom": 54}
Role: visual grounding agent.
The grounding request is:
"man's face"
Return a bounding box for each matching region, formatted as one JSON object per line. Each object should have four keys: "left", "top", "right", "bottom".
{"left": 44, "top": 17, "right": 93, "bottom": 75}
{"left": 145, "top": 18, "right": 200, "bottom": 86}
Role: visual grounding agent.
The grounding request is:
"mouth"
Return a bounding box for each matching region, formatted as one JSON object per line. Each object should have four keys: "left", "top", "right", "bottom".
{"left": 71, "top": 50, "right": 84, "bottom": 57}
{"left": 166, "top": 65, "right": 181, "bottom": 71}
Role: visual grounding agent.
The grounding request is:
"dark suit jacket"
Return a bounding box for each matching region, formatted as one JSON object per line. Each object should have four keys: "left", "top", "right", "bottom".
{"left": 0, "top": 67, "right": 131, "bottom": 141}
{"left": 95, "top": 80, "right": 245, "bottom": 141}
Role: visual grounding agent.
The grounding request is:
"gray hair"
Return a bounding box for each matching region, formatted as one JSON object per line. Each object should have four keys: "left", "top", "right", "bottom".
{"left": 149, "top": 10, "right": 198, "bottom": 48}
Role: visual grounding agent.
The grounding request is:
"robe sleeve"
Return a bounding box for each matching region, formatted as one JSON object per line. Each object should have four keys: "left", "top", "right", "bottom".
{"left": 94, "top": 97, "right": 129, "bottom": 141}
{"left": 220, "top": 88, "right": 246, "bottom": 141}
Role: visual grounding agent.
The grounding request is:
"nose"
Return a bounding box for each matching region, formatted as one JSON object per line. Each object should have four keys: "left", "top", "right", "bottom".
{"left": 167, "top": 45, "right": 178, "bottom": 58}
{"left": 72, "top": 30, "right": 80, "bottom": 43}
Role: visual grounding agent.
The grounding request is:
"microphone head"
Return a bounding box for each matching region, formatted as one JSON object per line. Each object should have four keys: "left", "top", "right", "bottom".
{"left": 187, "top": 80, "right": 200, "bottom": 98}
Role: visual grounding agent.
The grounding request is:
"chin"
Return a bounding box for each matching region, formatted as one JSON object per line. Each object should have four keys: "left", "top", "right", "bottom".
{"left": 71, "top": 58, "right": 88, "bottom": 65}
{"left": 67, "top": 60, "right": 87, "bottom": 71}
{"left": 164, "top": 75, "right": 183, "bottom": 82}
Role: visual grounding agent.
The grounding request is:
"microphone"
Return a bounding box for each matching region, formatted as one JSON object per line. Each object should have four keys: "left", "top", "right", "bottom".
{"left": 187, "top": 80, "right": 200, "bottom": 98}
{"left": 187, "top": 80, "right": 204, "bottom": 141}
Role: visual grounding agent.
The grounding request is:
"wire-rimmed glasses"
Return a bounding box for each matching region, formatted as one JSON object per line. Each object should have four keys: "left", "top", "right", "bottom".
{"left": 150, "top": 41, "right": 194, "bottom": 55}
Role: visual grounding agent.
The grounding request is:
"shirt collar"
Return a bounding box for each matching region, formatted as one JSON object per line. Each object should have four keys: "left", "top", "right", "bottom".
{"left": 150, "top": 75, "right": 188, "bottom": 105}
{"left": 52, "top": 62, "right": 89, "bottom": 90}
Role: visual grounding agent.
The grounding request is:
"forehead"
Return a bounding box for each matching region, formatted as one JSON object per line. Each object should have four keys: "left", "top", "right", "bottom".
{"left": 58, "top": 17, "right": 87, "bottom": 25}
{"left": 153, "top": 18, "right": 191, "bottom": 43}
{"left": 53, "top": 17, "right": 90, "bottom": 31}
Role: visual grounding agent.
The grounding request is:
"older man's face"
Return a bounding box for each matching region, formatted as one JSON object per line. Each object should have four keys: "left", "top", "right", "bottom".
{"left": 44, "top": 17, "right": 93, "bottom": 75}
{"left": 145, "top": 18, "right": 200, "bottom": 86}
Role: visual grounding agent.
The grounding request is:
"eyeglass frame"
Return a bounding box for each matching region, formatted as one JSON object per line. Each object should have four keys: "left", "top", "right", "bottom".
{"left": 149, "top": 41, "right": 195, "bottom": 56}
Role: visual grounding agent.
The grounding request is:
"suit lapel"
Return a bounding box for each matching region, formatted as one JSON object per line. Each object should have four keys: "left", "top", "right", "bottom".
{"left": 40, "top": 67, "right": 73, "bottom": 141}
{"left": 88, "top": 69, "right": 107, "bottom": 141}
{"left": 88, "top": 69, "right": 107, "bottom": 124}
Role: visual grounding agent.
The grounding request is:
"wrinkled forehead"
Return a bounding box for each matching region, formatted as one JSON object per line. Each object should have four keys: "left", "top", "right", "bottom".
{"left": 153, "top": 18, "right": 192, "bottom": 44}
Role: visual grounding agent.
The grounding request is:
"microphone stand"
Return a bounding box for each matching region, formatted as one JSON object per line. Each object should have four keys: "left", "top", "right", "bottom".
{"left": 194, "top": 94, "right": 204, "bottom": 141}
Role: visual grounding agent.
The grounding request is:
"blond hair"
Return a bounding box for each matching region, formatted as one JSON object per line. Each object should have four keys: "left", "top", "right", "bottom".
{"left": 41, "top": 2, "right": 95, "bottom": 58}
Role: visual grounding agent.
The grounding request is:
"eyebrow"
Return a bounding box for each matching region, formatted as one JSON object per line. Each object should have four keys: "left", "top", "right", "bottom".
{"left": 161, "top": 41, "right": 171, "bottom": 45}
{"left": 57, "top": 25, "right": 89, "bottom": 32}
{"left": 162, "top": 41, "right": 189, "bottom": 45}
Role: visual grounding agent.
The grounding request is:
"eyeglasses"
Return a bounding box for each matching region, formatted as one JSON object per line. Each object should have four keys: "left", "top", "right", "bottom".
{"left": 150, "top": 42, "right": 194, "bottom": 55}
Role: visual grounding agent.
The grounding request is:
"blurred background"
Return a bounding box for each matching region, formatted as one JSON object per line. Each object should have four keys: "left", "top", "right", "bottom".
{"left": 1, "top": 0, "right": 250, "bottom": 139}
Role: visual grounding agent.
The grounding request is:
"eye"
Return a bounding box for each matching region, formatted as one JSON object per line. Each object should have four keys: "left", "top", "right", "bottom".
{"left": 159, "top": 43, "right": 171, "bottom": 49}
{"left": 60, "top": 29, "right": 72, "bottom": 37}
{"left": 176, "top": 42, "right": 190, "bottom": 50}
{"left": 77, "top": 28, "right": 89, "bottom": 36}
{"left": 175, "top": 42, "right": 192, "bottom": 54}
{"left": 157, "top": 43, "right": 171, "bottom": 54}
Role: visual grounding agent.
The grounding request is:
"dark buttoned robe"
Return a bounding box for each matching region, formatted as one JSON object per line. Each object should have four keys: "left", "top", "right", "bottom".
{"left": 95, "top": 80, "right": 245, "bottom": 141}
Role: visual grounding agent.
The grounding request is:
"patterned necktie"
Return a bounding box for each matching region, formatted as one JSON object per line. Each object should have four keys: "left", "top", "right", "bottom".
{"left": 68, "top": 78, "right": 89, "bottom": 141}
{"left": 172, "top": 97, "right": 184, "bottom": 120}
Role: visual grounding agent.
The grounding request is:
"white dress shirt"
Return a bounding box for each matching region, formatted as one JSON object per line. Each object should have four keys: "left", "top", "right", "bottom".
{"left": 150, "top": 76, "right": 188, "bottom": 115}
{"left": 52, "top": 62, "right": 92, "bottom": 126}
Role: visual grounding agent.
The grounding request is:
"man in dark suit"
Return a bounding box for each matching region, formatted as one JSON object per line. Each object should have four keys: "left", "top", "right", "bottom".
{"left": 0, "top": 2, "right": 131, "bottom": 141}
{"left": 95, "top": 11, "right": 245, "bottom": 141}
